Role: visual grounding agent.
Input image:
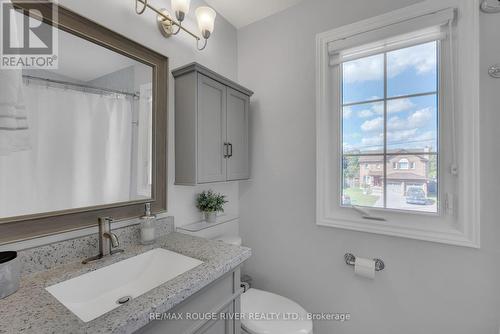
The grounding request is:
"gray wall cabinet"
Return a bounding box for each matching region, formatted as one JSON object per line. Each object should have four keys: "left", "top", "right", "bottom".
{"left": 173, "top": 63, "right": 253, "bottom": 185}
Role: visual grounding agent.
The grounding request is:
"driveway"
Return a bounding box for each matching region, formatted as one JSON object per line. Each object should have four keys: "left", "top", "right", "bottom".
{"left": 374, "top": 188, "right": 437, "bottom": 212}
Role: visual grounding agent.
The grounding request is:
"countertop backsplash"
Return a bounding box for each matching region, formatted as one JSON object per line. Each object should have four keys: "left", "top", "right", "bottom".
{"left": 17, "top": 216, "right": 174, "bottom": 275}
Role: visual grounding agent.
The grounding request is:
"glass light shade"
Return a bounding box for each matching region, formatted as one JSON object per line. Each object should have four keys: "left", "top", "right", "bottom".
{"left": 171, "top": 0, "right": 190, "bottom": 15}
{"left": 195, "top": 6, "right": 216, "bottom": 36}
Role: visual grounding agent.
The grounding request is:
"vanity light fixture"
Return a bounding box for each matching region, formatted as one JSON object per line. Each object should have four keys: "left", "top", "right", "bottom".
{"left": 135, "top": 0, "right": 216, "bottom": 51}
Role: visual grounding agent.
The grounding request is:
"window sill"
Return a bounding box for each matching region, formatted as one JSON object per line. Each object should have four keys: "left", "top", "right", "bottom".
{"left": 316, "top": 216, "right": 479, "bottom": 248}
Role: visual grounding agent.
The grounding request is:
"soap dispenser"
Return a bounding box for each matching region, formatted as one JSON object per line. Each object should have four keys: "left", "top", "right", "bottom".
{"left": 140, "top": 203, "right": 156, "bottom": 245}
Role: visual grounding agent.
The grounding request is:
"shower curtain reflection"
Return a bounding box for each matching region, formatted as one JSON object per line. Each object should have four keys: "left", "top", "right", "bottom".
{"left": 0, "top": 84, "right": 137, "bottom": 218}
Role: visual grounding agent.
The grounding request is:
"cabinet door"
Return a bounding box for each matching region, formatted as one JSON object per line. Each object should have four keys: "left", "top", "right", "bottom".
{"left": 226, "top": 88, "right": 250, "bottom": 181}
{"left": 197, "top": 74, "right": 227, "bottom": 183}
{"left": 195, "top": 304, "right": 234, "bottom": 334}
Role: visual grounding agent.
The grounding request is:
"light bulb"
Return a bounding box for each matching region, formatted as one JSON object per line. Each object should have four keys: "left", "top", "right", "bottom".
{"left": 195, "top": 6, "right": 216, "bottom": 39}
{"left": 171, "top": 0, "right": 190, "bottom": 21}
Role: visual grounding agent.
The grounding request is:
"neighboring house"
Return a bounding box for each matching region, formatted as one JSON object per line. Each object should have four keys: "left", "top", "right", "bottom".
{"left": 359, "top": 151, "right": 430, "bottom": 195}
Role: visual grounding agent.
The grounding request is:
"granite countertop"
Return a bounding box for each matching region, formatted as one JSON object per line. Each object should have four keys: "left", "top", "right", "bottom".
{"left": 0, "top": 232, "right": 251, "bottom": 334}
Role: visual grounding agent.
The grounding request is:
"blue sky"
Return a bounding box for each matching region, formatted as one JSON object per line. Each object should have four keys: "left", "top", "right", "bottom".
{"left": 342, "top": 42, "right": 438, "bottom": 154}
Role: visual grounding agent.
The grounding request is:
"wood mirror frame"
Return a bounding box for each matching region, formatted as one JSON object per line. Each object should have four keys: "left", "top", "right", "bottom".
{"left": 0, "top": 1, "right": 168, "bottom": 244}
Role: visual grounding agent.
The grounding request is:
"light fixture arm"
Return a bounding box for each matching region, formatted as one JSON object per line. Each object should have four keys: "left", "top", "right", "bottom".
{"left": 134, "top": 0, "right": 211, "bottom": 51}
{"left": 135, "top": 0, "right": 147, "bottom": 15}
{"left": 171, "top": 23, "right": 182, "bottom": 35}
{"left": 197, "top": 38, "right": 208, "bottom": 51}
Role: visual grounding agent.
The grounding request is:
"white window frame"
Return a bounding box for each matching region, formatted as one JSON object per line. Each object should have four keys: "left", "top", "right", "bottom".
{"left": 315, "top": 0, "right": 480, "bottom": 247}
{"left": 399, "top": 159, "right": 410, "bottom": 170}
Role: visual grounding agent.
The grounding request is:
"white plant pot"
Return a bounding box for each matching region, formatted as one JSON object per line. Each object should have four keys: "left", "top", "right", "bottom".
{"left": 205, "top": 212, "right": 217, "bottom": 223}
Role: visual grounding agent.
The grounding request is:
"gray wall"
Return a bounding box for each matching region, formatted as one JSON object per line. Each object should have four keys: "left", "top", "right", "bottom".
{"left": 56, "top": 0, "right": 240, "bottom": 227}
{"left": 237, "top": 0, "right": 500, "bottom": 333}
{"left": 87, "top": 66, "right": 136, "bottom": 93}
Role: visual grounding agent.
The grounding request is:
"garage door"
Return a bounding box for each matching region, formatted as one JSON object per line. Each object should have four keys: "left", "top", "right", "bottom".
{"left": 387, "top": 182, "right": 403, "bottom": 194}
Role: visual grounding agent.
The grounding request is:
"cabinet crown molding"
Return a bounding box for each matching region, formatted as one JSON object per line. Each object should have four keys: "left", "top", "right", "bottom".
{"left": 172, "top": 62, "right": 254, "bottom": 97}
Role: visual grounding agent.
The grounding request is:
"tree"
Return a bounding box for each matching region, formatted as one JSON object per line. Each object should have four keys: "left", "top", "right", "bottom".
{"left": 343, "top": 156, "right": 360, "bottom": 187}
{"left": 427, "top": 156, "right": 437, "bottom": 180}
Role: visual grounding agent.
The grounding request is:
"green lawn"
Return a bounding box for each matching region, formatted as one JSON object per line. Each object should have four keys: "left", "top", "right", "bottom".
{"left": 344, "top": 188, "right": 379, "bottom": 207}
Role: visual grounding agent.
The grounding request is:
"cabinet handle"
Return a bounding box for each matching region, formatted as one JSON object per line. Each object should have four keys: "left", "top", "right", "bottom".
{"left": 224, "top": 143, "right": 228, "bottom": 158}
{"left": 228, "top": 143, "right": 233, "bottom": 158}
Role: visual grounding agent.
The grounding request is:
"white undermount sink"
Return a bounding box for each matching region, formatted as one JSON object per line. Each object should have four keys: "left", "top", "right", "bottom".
{"left": 46, "top": 248, "right": 203, "bottom": 322}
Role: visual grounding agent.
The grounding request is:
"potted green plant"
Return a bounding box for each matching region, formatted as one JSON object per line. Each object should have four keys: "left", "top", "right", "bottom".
{"left": 196, "top": 190, "right": 227, "bottom": 223}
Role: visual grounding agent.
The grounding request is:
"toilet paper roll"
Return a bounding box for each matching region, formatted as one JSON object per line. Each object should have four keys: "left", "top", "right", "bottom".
{"left": 354, "top": 257, "right": 375, "bottom": 279}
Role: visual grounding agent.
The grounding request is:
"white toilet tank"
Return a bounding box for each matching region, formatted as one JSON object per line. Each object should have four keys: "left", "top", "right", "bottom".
{"left": 176, "top": 217, "right": 241, "bottom": 245}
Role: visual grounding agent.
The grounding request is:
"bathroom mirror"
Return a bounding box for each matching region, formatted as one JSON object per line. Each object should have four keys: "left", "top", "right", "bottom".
{"left": 0, "top": 2, "right": 168, "bottom": 243}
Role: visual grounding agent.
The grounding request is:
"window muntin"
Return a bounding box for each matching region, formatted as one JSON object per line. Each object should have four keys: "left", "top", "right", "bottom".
{"left": 341, "top": 41, "right": 439, "bottom": 213}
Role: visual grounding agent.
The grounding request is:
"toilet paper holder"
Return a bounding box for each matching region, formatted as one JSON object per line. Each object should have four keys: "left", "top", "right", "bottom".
{"left": 344, "top": 253, "right": 385, "bottom": 271}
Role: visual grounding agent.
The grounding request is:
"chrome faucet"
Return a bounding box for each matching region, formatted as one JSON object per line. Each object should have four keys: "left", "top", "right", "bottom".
{"left": 83, "top": 217, "right": 124, "bottom": 264}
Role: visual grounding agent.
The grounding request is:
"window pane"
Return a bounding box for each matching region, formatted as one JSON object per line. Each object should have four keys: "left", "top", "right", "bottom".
{"left": 343, "top": 102, "right": 384, "bottom": 154}
{"left": 387, "top": 42, "right": 438, "bottom": 98}
{"left": 386, "top": 154, "right": 438, "bottom": 213}
{"left": 340, "top": 42, "right": 440, "bottom": 215}
{"left": 387, "top": 94, "right": 438, "bottom": 153}
{"left": 342, "top": 54, "right": 384, "bottom": 104}
{"left": 342, "top": 155, "right": 384, "bottom": 208}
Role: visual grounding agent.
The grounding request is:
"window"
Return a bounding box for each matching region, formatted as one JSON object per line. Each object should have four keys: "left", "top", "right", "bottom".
{"left": 399, "top": 159, "right": 410, "bottom": 171}
{"left": 342, "top": 40, "right": 438, "bottom": 213}
{"left": 316, "top": 1, "right": 480, "bottom": 247}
